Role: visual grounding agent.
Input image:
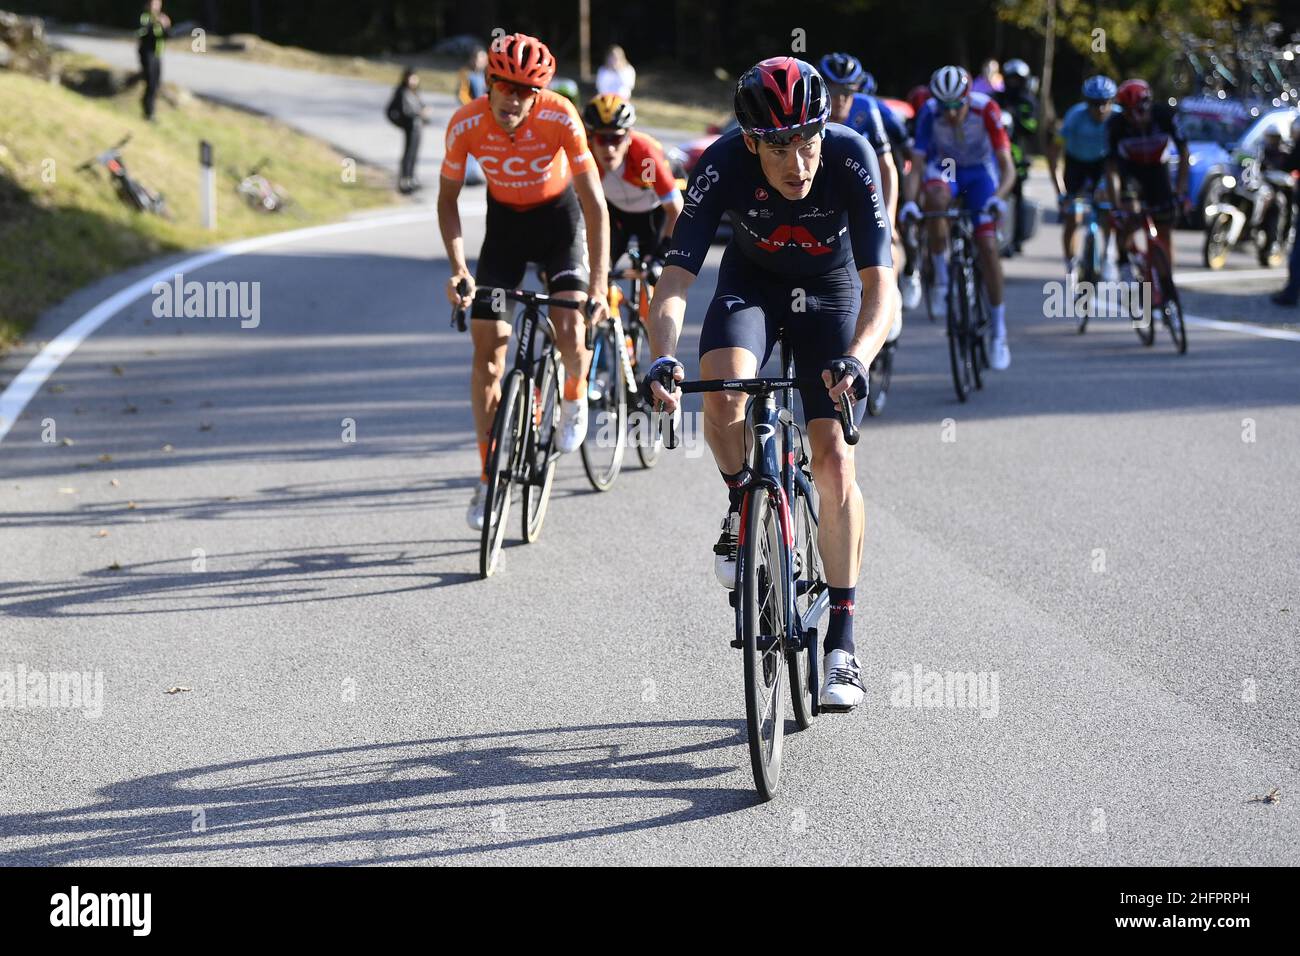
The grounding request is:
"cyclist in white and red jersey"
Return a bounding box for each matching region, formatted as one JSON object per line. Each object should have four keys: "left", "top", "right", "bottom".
{"left": 438, "top": 33, "right": 610, "bottom": 530}
{"left": 581, "top": 94, "right": 683, "bottom": 265}
{"left": 900, "top": 65, "right": 1017, "bottom": 369}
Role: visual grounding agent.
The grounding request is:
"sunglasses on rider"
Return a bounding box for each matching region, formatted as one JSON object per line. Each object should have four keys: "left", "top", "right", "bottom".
{"left": 748, "top": 118, "right": 827, "bottom": 147}
{"left": 593, "top": 131, "right": 629, "bottom": 147}
{"left": 490, "top": 77, "right": 541, "bottom": 99}
{"left": 829, "top": 82, "right": 863, "bottom": 97}
{"left": 939, "top": 98, "right": 967, "bottom": 112}
{"left": 1085, "top": 98, "right": 1113, "bottom": 108}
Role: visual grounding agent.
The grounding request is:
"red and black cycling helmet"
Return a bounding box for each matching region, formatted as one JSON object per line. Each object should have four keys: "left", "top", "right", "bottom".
{"left": 1116, "top": 78, "right": 1152, "bottom": 111}
{"left": 734, "top": 57, "right": 831, "bottom": 145}
{"left": 906, "top": 84, "right": 932, "bottom": 115}
{"left": 487, "top": 33, "right": 556, "bottom": 89}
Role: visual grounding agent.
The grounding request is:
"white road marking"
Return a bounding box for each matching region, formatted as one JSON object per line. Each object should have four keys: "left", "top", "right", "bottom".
{"left": 1177, "top": 268, "right": 1286, "bottom": 286}
{"left": 0, "top": 209, "right": 438, "bottom": 444}
{"left": 1184, "top": 314, "right": 1300, "bottom": 342}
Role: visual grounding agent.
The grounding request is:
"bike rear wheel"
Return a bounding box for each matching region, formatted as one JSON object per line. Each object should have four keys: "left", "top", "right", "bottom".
{"left": 1150, "top": 243, "right": 1187, "bottom": 354}
{"left": 947, "top": 261, "right": 974, "bottom": 402}
{"left": 523, "top": 355, "right": 560, "bottom": 542}
{"left": 1133, "top": 253, "right": 1157, "bottom": 346}
{"left": 480, "top": 370, "right": 526, "bottom": 578}
{"left": 866, "top": 344, "right": 893, "bottom": 417}
{"left": 789, "top": 480, "right": 823, "bottom": 730}
{"left": 579, "top": 322, "right": 627, "bottom": 491}
{"left": 738, "top": 488, "right": 789, "bottom": 800}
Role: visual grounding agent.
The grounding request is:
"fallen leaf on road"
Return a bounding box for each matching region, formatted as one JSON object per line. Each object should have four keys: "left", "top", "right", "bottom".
{"left": 123, "top": 405, "right": 138, "bottom": 414}
{"left": 1248, "top": 788, "right": 1282, "bottom": 804}
{"left": 165, "top": 686, "right": 192, "bottom": 695}
{"left": 111, "top": 365, "right": 124, "bottom": 376}
{"left": 94, "top": 529, "right": 109, "bottom": 538}
{"left": 161, "top": 444, "right": 174, "bottom": 453}
{"left": 126, "top": 501, "right": 138, "bottom": 510}
{"left": 58, "top": 487, "right": 77, "bottom": 494}
{"left": 60, "top": 437, "right": 74, "bottom": 446}
{"left": 199, "top": 423, "right": 213, "bottom": 432}
{"left": 199, "top": 400, "right": 214, "bottom": 408}
{"left": 98, "top": 454, "right": 112, "bottom": 463}
{"left": 50, "top": 384, "right": 66, "bottom": 394}
{"left": 107, "top": 561, "right": 122, "bottom": 570}
{"left": 160, "top": 398, "right": 174, "bottom": 405}
{"left": 110, "top": 479, "right": 120, "bottom": 487}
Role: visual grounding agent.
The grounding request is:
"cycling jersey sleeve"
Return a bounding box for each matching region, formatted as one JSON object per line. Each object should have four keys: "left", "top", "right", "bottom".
{"left": 912, "top": 103, "right": 934, "bottom": 159}
{"left": 879, "top": 104, "right": 910, "bottom": 156}
{"left": 835, "top": 132, "right": 893, "bottom": 271}
{"left": 558, "top": 101, "right": 595, "bottom": 173}
{"left": 441, "top": 105, "right": 473, "bottom": 182}
{"left": 852, "top": 96, "right": 891, "bottom": 155}
{"left": 1160, "top": 104, "right": 1188, "bottom": 152}
{"left": 984, "top": 98, "right": 1011, "bottom": 152}
{"left": 663, "top": 139, "right": 730, "bottom": 275}
{"left": 646, "top": 138, "right": 680, "bottom": 201}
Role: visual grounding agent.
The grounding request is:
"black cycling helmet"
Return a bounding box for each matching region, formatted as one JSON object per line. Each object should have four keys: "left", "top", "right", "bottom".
{"left": 735, "top": 56, "right": 831, "bottom": 145}
{"left": 583, "top": 93, "right": 636, "bottom": 132}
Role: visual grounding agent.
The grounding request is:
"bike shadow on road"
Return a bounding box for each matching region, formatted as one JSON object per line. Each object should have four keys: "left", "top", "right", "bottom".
{"left": 0, "top": 536, "right": 481, "bottom": 618}
{"left": 0, "top": 721, "right": 757, "bottom": 865}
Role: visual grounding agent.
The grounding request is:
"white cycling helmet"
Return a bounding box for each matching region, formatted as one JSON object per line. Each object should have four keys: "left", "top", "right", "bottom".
{"left": 929, "top": 65, "right": 971, "bottom": 103}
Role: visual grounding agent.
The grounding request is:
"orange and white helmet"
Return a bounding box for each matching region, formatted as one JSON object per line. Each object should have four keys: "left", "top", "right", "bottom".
{"left": 488, "top": 33, "right": 556, "bottom": 88}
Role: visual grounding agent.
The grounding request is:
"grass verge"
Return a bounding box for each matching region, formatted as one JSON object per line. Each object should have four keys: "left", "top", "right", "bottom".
{"left": 0, "top": 65, "right": 391, "bottom": 351}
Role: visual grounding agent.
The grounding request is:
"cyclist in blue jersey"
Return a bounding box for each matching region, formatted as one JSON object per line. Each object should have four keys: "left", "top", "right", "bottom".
{"left": 644, "top": 57, "right": 895, "bottom": 711}
{"left": 1047, "top": 75, "right": 1121, "bottom": 281}
{"left": 820, "top": 53, "right": 906, "bottom": 340}
{"left": 900, "top": 65, "right": 1016, "bottom": 369}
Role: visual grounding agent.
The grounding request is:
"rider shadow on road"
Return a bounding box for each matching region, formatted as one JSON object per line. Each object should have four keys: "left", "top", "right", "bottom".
{"left": 0, "top": 721, "right": 754, "bottom": 865}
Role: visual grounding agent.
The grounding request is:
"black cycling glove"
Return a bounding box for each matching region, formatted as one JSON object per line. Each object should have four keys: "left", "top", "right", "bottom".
{"left": 642, "top": 356, "right": 683, "bottom": 404}
{"left": 825, "top": 356, "right": 869, "bottom": 402}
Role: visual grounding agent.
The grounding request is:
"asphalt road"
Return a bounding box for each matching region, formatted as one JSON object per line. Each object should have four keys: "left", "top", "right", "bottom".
{"left": 2, "top": 49, "right": 1299, "bottom": 865}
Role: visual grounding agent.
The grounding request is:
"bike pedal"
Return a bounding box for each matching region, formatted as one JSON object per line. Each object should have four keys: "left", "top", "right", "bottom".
{"left": 730, "top": 638, "right": 744, "bottom": 650}
{"left": 727, "top": 591, "right": 738, "bottom": 608}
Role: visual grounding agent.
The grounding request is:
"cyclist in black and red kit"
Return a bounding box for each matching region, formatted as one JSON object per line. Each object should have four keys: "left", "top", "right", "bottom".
{"left": 1106, "top": 78, "right": 1190, "bottom": 277}
{"left": 644, "top": 57, "right": 895, "bottom": 711}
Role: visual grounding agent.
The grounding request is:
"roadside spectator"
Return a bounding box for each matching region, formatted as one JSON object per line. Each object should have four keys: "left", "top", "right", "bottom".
{"left": 1268, "top": 116, "right": 1300, "bottom": 307}
{"left": 137, "top": 0, "right": 170, "bottom": 121}
{"left": 457, "top": 46, "right": 487, "bottom": 105}
{"left": 596, "top": 45, "right": 636, "bottom": 98}
{"left": 971, "top": 58, "right": 1003, "bottom": 96}
{"left": 391, "top": 68, "right": 432, "bottom": 194}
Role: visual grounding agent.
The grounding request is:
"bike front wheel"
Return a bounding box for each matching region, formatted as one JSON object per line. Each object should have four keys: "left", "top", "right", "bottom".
{"left": 523, "top": 356, "right": 560, "bottom": 542}
{"left": 788, "top": 479, "right": 823, "bottom": 730}
{"left": 738, "top": 488, "right": 789, "bottom": 800}
{"left": 947, "top": 262, "right": 974, "bottom": 402}
{"left": 579, "top": 323, "right": 627, "bottom": 491}
{"left": 480, "top": 370, "right": 527, "bottom": 578}
{"left": 626, "top": 313, "right": 664, "bottom": 468}
{"left": 1150, "top": 243, "right": 1187, "bottom": 354}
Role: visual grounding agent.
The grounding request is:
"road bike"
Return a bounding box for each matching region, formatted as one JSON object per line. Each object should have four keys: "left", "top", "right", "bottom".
{"left": 453, "top": 282, "right": 596, "bottom": 577}
{"left": 1066, "top": 194, "right": 1113, "bottom": 334}
{"left": 76, "top": 134, "right": 170, "bottom": 218}
{"left": 654, "top": 344, "right": 858, "bottom": 800}
{"left": 1114, "top": 203, "right": 1188, "bottom": 354}
{"left": 921, "top": 208, "right": 991, "bottom": 402}
{"left": 580, "top": 244, "right": 664, "bottom": 490}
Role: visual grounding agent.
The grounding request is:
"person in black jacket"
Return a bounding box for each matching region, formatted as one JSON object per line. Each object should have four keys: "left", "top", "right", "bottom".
{"left": 137, "top": 0, "right": 170, "bottom": 121}
{"left": 392, "top": 69, "right": 432, "bottom": 194}
{"left": 1268, "top": 117, "right": 1300, "bottom": 306}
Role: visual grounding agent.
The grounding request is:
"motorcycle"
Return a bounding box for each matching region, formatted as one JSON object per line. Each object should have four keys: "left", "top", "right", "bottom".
{"left": 1202, "top": 155, "right": 1292, "bottom": 269}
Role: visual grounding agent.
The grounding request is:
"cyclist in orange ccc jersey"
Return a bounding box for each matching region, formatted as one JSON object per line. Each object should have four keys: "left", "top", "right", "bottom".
{"left": 439, "top": 33, "right": 611, "bottom": 530}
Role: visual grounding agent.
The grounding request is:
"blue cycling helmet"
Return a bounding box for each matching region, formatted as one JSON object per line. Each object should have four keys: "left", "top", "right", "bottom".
{"left": 1082, "top": 74, "right": 1117, "bottom": 101}
{"left": 861, "top": 71, "right": 877, "bottom": 96}
{"left": 819, "top": 52, "right": 866, "bottom": 89}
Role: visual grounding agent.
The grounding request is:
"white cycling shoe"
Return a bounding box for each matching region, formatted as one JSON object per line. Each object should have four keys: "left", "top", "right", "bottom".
{"left": 820, "top": 649, "right": 866, "bottom": 712}
{"left": 556, "top": 399, "right": 588, "bottom": 453}
{"left": 466, "top": 480, "right": 488, "bottom": 531}
{"left": 713, "top": 509, "right": 740, "bottom": 589}
{"left": 990, "top": 336, "right": 1011, "bottom": 371}
{"left": 900, "top": 271, "right": 922, "bottom": 311}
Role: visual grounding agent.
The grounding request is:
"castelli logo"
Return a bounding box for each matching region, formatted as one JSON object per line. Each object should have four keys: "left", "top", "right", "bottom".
{"left": 755, "top": 187, "right": 768, "bottom": 200}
